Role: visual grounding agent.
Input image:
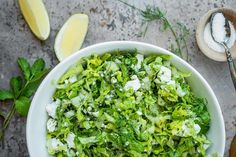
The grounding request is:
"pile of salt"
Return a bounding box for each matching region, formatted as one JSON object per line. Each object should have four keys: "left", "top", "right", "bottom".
{"left": 204, "top": 13, "right": 236, "bottom": 53}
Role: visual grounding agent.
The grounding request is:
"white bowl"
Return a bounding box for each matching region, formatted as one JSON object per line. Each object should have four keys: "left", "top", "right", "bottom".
{"left": 27, "top": 41, "right": 225, "bottom": 157}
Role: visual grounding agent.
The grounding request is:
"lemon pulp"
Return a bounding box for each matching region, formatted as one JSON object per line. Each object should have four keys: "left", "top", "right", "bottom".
{"left": 55, "top": 14, "right": 89, "bottom": 61}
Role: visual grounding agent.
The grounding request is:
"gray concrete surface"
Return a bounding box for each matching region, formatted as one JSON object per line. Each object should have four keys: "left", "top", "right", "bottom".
{"left": 0, "top": 0, "right": 236, "bottom": 156}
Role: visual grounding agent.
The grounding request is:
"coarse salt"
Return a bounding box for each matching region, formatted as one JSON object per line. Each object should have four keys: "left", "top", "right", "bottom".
{"left": 204, "top": 13, "right": 236, "bottom": 53}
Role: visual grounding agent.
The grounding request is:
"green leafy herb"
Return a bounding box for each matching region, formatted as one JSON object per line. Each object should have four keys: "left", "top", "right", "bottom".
{"left": 31, "top": 58, "right": 45, "bottom": 77}
{"left": 118, "top": 0, "right": 189, "bottom": 60}
{"left": 10, "top": 76, "right": 22, "bottom": 97}
{"left": 0, "top": 90, "right": 14, "bottom": 101}
{"left": 17, "top": 57, "right": 31, "bottom": 80}
{"left": 0, "top": 57, "right": 49, "bottom": 142}
{"left": 15, "top": 96, "right": 30, "bottom": 117}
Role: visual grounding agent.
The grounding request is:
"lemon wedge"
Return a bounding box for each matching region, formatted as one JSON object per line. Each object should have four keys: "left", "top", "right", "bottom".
{"left": 19, "top": 0, "right": 50, "bottom": 40}
{"left": 54, "top": 14, "right": 89, "bottom": 61}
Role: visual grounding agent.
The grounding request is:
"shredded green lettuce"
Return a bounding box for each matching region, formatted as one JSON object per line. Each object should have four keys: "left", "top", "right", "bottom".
{"left": 46, "top": 50, "right": 211, "bottom": 157}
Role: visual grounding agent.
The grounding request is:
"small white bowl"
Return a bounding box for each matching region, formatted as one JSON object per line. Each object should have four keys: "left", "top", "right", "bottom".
{"left": 26, "top": 41, "right": 225, "bottom": 157}
{"left": 196, "top": 7, "right": 236, "bottom": 62}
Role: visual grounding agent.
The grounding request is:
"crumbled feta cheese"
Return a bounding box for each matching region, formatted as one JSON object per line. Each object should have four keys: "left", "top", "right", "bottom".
{"left": 64, "top": 79, "right": 69, "bottom": 84}
{"left": 100, "top": 73, "right": 104, "bottom": 77}
{"left": 144, "top": 64, "right": 152, "bottom": 75}
{"left": 142, "top": 77, "right": 151, "bottom": 90}
{"left": 124, "top": 76, "right": 141, "bottom": 91}
{"left": 71, "top": 93, "right": 86, "bottom": 106}
{"left": 136, "top": 111, "right": 143, "bottom": 115}
{"left": 82, "top": 109, "right": 87, "bottom": 114}
{"left": 182, "top": 123, "right": 190, "bottom": 136}
{"left": 131, "top": 75, "right": 138, "bottom": 80}
{"left": 106, "top": 61, "right": 119, "bottom": 72}
{"left": 137, "top": 54, "right": 144, "bottom": 62}
{"left": 68, "top": 75, "right": 77, "bottom": 84}
{"left": 167, "top": 80, "right": 175, "bottom": 85}
{"left": 91, "top": 111, "right": 99, "bottom": 117}
{"left": 115, "top": 59, "right": 121, "bottom": 64}
{"left": 111, "top": 77, "right": 117, "bottom": 84}
{"left": 134, "top": 54, "right": 144, "bottom": 71}
{"left": 46, "top": 138, "right": 65, "bottom": 153}
{"left": 47, "top": 118, "right": 57, "bottom": 132}
{"left": 142, "top": 77, "right": 149, "bottom": 83}
{"left": 177, "top": 84, "right": 186, "bottom": 97}
{"left": 105, "top": 94, "right": 112, "bottom": 100}
{"left": 66, "top": 133, "right": 75, "bottom": 148}
{"left": 46, "top": 99, "right": 60, "bottom": 118}
{"left": 177, "top": 121, "right": 201, "bottom": 137}
{"left": 64, "top": 122, "right": 68, "bottom": 127}
{"left": 87, "top": 106, "right": 92, "bottom": 111}
{"left": 64, "top": 110, "right": 75, "bottom": 118}
{"left": 158, "top": 66, "right": 172, "bottom": 83}
{"left": 194, "top": 124, "right": 201, "bottom": 134}
{"left": 101, "top": 123, "right": 106, "bottom": 128}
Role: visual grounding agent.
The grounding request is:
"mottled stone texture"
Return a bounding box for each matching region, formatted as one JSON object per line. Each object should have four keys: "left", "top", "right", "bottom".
{"left": 0, "top": 0, "right": 236, "bottom": 156}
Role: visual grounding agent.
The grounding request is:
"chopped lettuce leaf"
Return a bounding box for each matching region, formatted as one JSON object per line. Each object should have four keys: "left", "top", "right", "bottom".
{"left": 46, "top": 51, "right": 212, "bottom": 156}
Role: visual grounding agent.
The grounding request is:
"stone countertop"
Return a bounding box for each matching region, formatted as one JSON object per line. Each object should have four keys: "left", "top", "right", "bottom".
{"left": 0, "top": 0, "right": 236, "bottom": 156}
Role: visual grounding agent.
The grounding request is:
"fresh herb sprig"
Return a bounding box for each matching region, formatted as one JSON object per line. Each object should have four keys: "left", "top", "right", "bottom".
{"left": 117, "top": 0, "right": 189, "bottom": 60}
{"left": 0, "top": 58, "right": 49, "bottom": 143}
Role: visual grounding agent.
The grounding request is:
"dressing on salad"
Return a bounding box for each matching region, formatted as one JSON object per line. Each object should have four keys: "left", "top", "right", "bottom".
{"left": 46, "top": 51, "right": 212, "bottom": 157}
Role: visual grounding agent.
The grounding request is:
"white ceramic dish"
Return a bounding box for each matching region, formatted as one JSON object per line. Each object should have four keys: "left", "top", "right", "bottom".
{"left": 196, "top": 7, "right": 236, "bottom": 62}
{"left": 27, "top": 41, "right": 225, "bottom": 157}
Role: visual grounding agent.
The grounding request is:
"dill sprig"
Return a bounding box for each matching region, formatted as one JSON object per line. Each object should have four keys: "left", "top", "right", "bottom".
{"left": 117, "top": 0, "right": 189, "bottom": 61}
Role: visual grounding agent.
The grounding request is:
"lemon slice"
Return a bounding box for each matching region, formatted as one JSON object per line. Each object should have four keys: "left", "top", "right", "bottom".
{"left": 19, "top": 0, "right": 50, "bottom": 40}
{"left": 54, "top": 14, "right": 89, "bottom": 61}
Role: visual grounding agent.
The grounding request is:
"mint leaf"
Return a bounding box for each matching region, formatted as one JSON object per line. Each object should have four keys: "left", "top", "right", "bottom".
{"left": 31, "top": 58, "right": 45, "bottom": 77}
{"left": 0, "top": 90, "right": 14, "bottom": 100}
{"left": 0, "top": 57, "right": 48, "bottom": 143}
{"left": 22, "top": 69, "right": 49, "bottom": 97}
{"left": 10, "top": 76, "right": 22, "bottom": 97}
{"left": 22, "top": 81, "right": 41, "bottom": 98}
{"left": 15, "top": 96, "right": 30, "bottom": 117}
{"left": 17, "top": 58, "right": 31, "bottom": 80}
{"left": 30, "top": 69, "right": 49, "bottom": 82}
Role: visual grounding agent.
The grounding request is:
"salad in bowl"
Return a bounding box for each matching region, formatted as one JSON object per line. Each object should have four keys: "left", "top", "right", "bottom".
{"left": 26, "top": 41, "right": 225, "bottom": 157}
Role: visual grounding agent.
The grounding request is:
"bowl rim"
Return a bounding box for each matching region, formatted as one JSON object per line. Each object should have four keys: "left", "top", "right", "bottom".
{"left": 26, "top": 41, "right": 225, "bottom": 156}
